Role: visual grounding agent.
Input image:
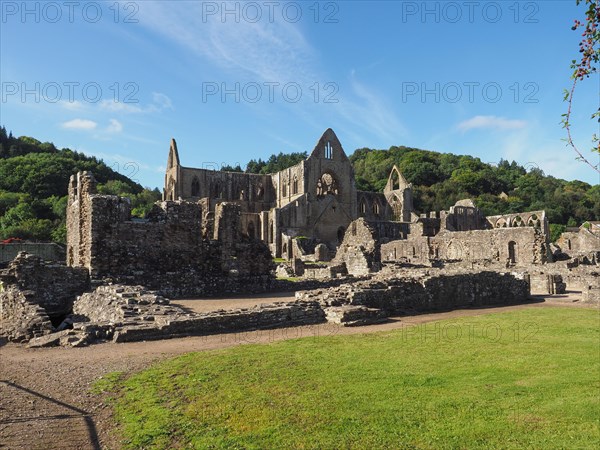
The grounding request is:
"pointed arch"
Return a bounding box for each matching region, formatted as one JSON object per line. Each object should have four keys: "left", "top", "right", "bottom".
{"left": 191, "top": 176, "right": 200, "bottom": 197}
{"left": 359, "top": 197, "right": 367, "bottom": 216}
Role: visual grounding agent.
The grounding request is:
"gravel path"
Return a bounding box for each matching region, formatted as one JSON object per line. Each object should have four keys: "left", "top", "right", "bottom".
{"left": 0, "top": 292, "right": 593, "bottom": 450}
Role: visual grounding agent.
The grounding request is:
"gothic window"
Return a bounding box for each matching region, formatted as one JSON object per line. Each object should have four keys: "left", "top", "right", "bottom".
{"left": 191, "top": 176, "right": 200, "bottom": 197}
{"left": 512, "top": 216, "right": 524, "bottom": 227}
{"left": 391, "top": 194, "right": 403, "bottom": 221}
{"left": 282, "top": 178, "right": 288, "bottom": 197}
{"left": 324, "top": 141, "right": 333, "bottom": 159}
{"left": 256, "top": 182, "right": 264, "bottom": 200}
{"left": 373, "top": 200, "right": 380, "bottom": 217}
{"left": 316, "top": 172, "right": 339, "bottom": 197}
{"left": 292, "top": 175, "right": 298, "bottom": 195}
{"left": 391, "top": 168, "right": 401, "bottom": 190}
{"left": 359, "top": 199, "right": 367, "bottom": 216}
{"left": 212, "top": 180, "right": 223, "bottom": 199}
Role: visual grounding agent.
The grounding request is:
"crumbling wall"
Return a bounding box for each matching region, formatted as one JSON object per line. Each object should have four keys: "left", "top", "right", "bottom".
{"left": 557, "top": 228, "right": 600, "bottom": 255}
{"left": 582, "top": 284, "right": 600, "bottom": 303}
{"left": 381, "top": 227, "right": 549, "bottom": 266}
{"left": 0, "top": 287, "right": 54, "bottom": 343}
{"left": 529, "top": 272, "right": 566, "bottom": 295}
{"left": 0, "top": 243, "right": 65, "bottom": 263}
{"left": 334, "top": 218, "right": 381, "bottom": 276}
{"left": 0, "top": 252, "right": 89, "bottom": 317}
{"left": 67, "top": 172, "right": 274, "bottom": 298}
{"left": 298, "top": 270, "right": 530, "bottom": 314}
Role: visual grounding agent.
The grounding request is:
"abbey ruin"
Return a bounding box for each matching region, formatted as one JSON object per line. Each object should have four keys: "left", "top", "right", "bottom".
{"left": 1, "top": 129, "right": 598, "bottom": 346}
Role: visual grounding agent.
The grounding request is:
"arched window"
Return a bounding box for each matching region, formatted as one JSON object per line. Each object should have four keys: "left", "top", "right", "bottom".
{"left": 212, "top": 180, "right": 223, "bottom": 199}
{"left": 292, "top": 175, "right": 298, "bottom": 195}
{"left": 372, "top": 201, "right": 380, "bottom": 217}
{"left": 324, "top": 141, "right": 333, "bottom": 159}
{"left": 191, "top": 176, "right": 200, "bottom": 197}
{"left": 359, "top": 199, "right": 367, "bottom": 216}
{"left": 391, "top": 194, "right": 403, "bottom": 221}
{"left": 282, "top": 180, "right": 287, "bottom": 197}
{"left": 391, "top": 168, "right": 401, "bottom": 190}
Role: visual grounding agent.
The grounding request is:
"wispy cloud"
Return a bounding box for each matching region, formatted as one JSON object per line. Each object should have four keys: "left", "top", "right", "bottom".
{"left": 335, "top": 73, "right": 407, "bottom": 141}
{"left": 62, "top": 118, "right": 97, "bottom": 130}
{"left": 106, "top": 119, "right": 123, "bottom": 133}
{"left": 138, "top": 4, "right": 313, "bottom": 82}
{"left": 99, "top": 92, "right": 173, "bottom": 114}
{"left": 137, "top": 3, "right": 405, "bottom": 142}
{"left": 458, "top": 115, "right": 527, "bottom": 132}
{"left": 59, "top": 100, "right": 86, "bottom": 111}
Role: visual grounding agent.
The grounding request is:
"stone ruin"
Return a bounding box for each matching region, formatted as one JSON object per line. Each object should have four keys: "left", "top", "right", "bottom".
{"left": 0, "top": 164, "right": 598, "bottom": 347}
{"left": 66, "top": 171, "right": 273, "bottom": 297}
{"left": 0, "top": 253, "right": 89, "bottom": 342}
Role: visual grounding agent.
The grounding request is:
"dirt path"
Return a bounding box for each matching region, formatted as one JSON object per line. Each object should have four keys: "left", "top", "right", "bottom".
{"left": 0, "top": 292, "right": 595, "bottom": 450}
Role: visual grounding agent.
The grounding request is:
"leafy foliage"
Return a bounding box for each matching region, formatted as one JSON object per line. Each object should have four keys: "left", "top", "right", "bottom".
{"left": 246, "top": 151, "right": 307, "bottom": 174}
{"left": 562, "top": 0, "right": 600, "bottom": 172}
{"left": 349, "top": 146, "right": 600, "bottom": 228}
{"left": 0, "top": 126, "right": 160, "bottom": 243}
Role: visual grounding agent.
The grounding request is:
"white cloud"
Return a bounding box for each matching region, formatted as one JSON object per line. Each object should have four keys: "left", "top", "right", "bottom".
{"left": 137, "top": 3, "right": 405, "bottom": 142}
{"left": 106, "top": 119, "right": 123, "bottom": 133}
{"left": 458, "top": 115, "right": 527, "bottom": 132}
{"left": 152, "top": 92, "right": 173, "bottom": 110}
{"left": 100, "top": 101, "right": 144, "bottom": 113}
{"left": 59, "top": 100, "right": 85, "bottom": 111}
{"left": 138, "top": 3, "right": 313, "bottom": 83}
{"left": 99, "top": 92, "right": 173, "bottom": 114}
{"left": 61, "top": 119, "right": 97, "bottom": 130}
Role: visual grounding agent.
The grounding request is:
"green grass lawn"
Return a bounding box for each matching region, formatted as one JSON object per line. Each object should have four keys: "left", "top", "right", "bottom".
{"left": 98, "top": 307, "right": 599, "bottom": 449}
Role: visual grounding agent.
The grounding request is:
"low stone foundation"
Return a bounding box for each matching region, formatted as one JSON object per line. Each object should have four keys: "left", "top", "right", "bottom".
{"left": 12, "top": 264, "right": 535, "bottom": 347}
{"left": 297, "top": 270, "right": 530, "bottom": 315}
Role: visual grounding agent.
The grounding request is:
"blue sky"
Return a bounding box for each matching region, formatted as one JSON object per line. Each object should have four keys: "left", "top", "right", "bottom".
{"left": 1, "top": 0, "right": 599, "bottom": 188}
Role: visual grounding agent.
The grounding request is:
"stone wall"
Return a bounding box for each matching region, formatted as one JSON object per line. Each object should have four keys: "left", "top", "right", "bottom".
{"left": 334, "top": 218, "right": 381, "bottom": 276}
{"left": 557, "top": 228, "right": 600, "bottom": 255}
{"left": 0, "top": 287, "right": 54, "bottom": 343}
{"left": 0, "top": 252, "right": 89, "bottom": 318}
{"left": 297, "top": 270, "right": 530, "bottom": 315}
{"left": 582, "top": 284, "right": 600, "bottom": 303}
{"left": 67, "top": 172, "right": 274, "bottom": 298}
{"left": 0, "top": 243, "right": 65, "bottom": 263}
{"left": 529, "top": 272, "right": 566, "bottom": 295}
{"left": 381, "top": 227, "right": 549, "bottom": 266}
